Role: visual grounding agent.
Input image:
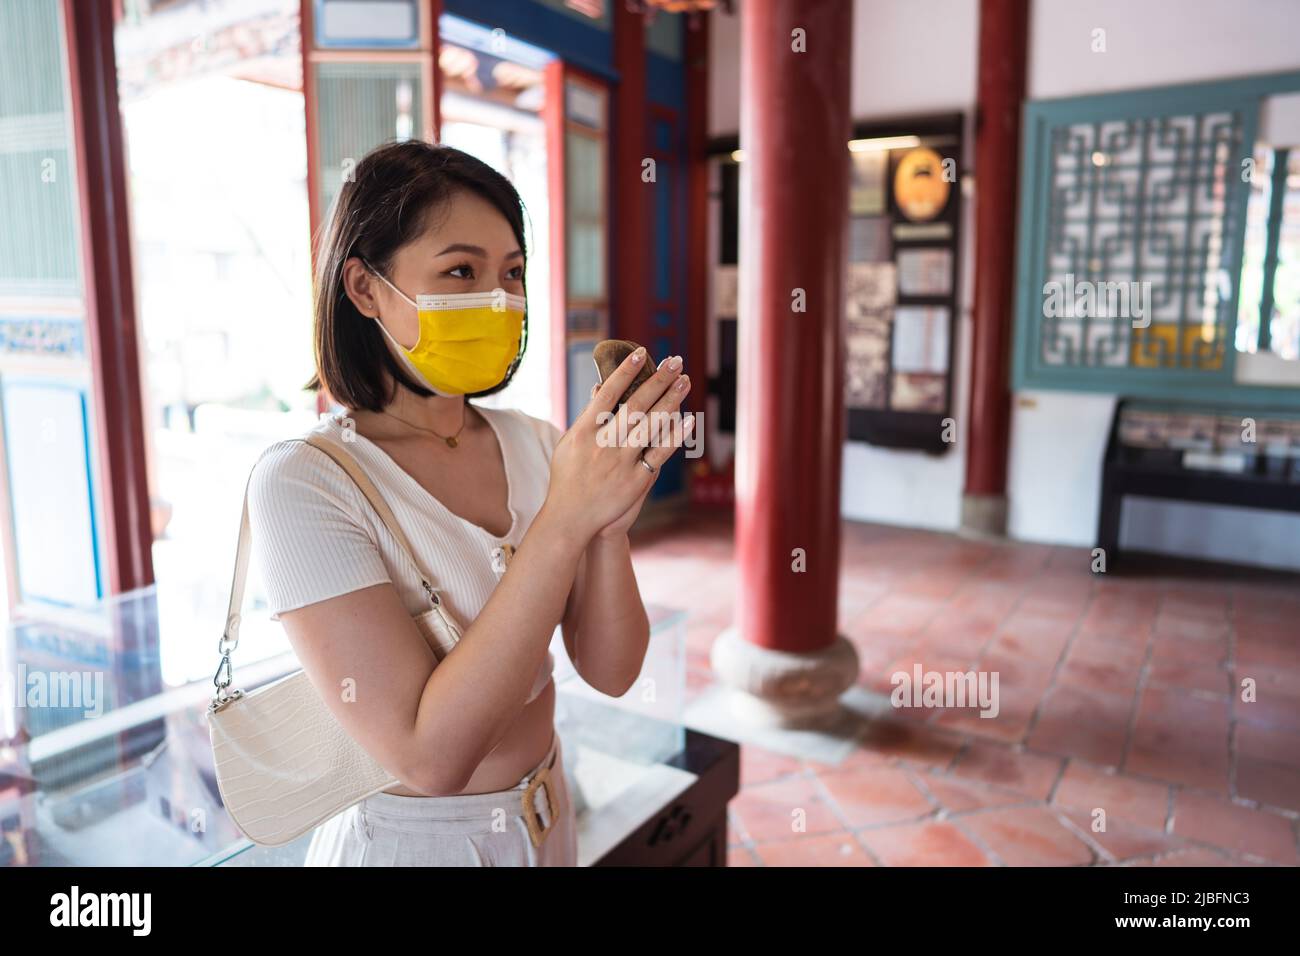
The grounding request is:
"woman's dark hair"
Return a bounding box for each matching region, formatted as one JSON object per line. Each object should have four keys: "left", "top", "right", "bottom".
{"left": 307, "top": 140, "right": 529, "bottom": 410}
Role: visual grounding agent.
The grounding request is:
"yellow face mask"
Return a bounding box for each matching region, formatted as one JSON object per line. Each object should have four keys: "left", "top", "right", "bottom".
{"left": 369, "top": 268, "right": 525, "bottom": 397}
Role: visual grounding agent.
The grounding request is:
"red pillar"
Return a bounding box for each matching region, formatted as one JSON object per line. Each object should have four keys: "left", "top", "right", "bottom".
{"left": 542, "top": 60, "right": 569, "bottom": 432}
{"left": 427, "top": 0, "right": 443, "bottom": 142}
{"left": 612, "top": 1, "right": 649, "bottom": 346}
{"left": 962, "top": 0, "right": 1029, "bottom": 533}
{"left": 65, "top": 0, "right": 154, "bottom": 593}
{"left": 735, "top": 0, "right": 852, "bottom": 653}
{"left": 684, "top": 14, "right": 709, "bottom": 419}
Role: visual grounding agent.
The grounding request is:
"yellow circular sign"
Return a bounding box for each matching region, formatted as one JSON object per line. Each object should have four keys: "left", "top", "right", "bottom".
{"left": 893, "top": 147, "right": 950, "bottom": 222}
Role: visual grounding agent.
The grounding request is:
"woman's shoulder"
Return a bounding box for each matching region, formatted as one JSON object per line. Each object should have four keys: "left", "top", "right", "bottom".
{"left": 246, "top": 415, "right": 362, "bottom": 508}
{"left": 242, "top": 416, "right": 394, "bottom": 616}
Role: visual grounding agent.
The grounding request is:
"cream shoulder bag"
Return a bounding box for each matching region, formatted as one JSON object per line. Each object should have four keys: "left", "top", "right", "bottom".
{"left": 206, "top": 433, "right": 465, "bottom": 847}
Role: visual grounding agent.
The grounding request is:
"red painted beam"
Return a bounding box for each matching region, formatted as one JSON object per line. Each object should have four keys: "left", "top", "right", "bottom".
{"left": 612, "top": 1, "right": 649, "bottom": 347}
{"left": 300, "top": 0, "right": 321, "bottom": 247}
{"left": 63, "top": 0, "right": 154, "bottom": 593}
{"left": 428, "top": 0, "right": 443, "bottom": 141}
{"left": 299, "top": 1, "right": 331, "bottom": 416}
{"left": 735, "top": 0, "right": 852, "bottom": 653}
{"left": 684, "top": 12, "right": 709, "bottom": 420}
{"left": 964, "top": 0, "right": 1029, "bottom": 499}
{"left": 542, "top": 60, "right": 569, "bottom": 429}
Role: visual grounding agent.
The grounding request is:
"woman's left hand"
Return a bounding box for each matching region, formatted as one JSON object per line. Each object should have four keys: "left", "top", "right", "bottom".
{"left": 587, "top": 372, "right": 696, "bottom": 539}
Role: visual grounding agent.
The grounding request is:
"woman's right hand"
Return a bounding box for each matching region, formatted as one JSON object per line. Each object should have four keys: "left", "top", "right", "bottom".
{"left": 541, "top": 346, "right": 690, "bottom": 543}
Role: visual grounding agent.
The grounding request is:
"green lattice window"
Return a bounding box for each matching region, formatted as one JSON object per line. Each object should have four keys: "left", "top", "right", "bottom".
{"left": 1013, "top": 72, "right": 1300, "bottom": 406}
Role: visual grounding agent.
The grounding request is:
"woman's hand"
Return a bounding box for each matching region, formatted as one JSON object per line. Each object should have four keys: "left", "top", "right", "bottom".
{"left": 591, "top": 370, "right": 696, "bottom": 538}
{"left": 542, "top": 348, "right": 694, "bottom": 544}
{"left": 594, "top": 484, "right": 652, "bottom": 540}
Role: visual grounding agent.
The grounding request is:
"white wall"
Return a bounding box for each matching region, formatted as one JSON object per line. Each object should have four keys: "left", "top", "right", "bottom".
{"left": 847, "top": 0, "right": 979, "bottom": 118}
{"left": 840, "top": 301, "right": 970, "bottom": 531}
{"left": 707, "top": 3, "right": 740, "bottom": 138}
{"left": 1006, "top": 391, "right": 1115, "bottom": 545}
{"left": 709, "top": 0, "right": 1300, "bottom": 568}
{"left": 710, "top": 0, "right": 980, "bottom": 133}
{"left": 1027, "top": 0, "right": 1300, "bottom": 98}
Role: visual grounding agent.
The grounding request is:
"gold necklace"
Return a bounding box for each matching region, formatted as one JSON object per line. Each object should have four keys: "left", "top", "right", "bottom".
{"left": 381, "top": 407, "right": 468, "bottom": 448}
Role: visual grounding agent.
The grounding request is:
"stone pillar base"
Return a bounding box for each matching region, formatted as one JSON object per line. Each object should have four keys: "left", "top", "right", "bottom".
{"left": 710, "top": 629, "right": 860, "bottom": 729}
{"left": 960, "top": 493, "right": 1008, "bottom": 538}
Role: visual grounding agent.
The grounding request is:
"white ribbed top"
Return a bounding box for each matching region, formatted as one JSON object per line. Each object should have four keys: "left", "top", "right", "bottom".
{"left": 245, "top": 405, "right": 562, "bottom": 702}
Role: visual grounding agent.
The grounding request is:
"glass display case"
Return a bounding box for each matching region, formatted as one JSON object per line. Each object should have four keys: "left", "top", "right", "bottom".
{"left": 0, "top": 584, "right": 738, "bottom": 867}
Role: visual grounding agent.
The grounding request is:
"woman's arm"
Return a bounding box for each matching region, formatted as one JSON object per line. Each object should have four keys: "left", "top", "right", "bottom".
{"left": 561, "top": 534, "right": 649, "bottom": 697}
{"left": 274, "top": 348, "right": 664, "bottom": 796}
{"left": 560, "top": 357, "right": 693, "bottom": 696}
{"left": 280, "top": 503, "right": 587, "bottom": 796}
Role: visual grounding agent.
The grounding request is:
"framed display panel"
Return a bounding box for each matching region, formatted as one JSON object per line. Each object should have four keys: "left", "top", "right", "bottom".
{"left": 852, "top": 116, "right": 963, "bottom": 451}
{"left": 709, "top": 158, "right": 739, "bottom": 436}
{"left": 708, "top": 113, "right": 963, "bottom": 452}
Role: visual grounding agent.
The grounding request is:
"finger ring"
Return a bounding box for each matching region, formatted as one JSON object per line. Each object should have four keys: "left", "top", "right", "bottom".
{"left": 638, "top": 457, "right": 657, "bottom": 476}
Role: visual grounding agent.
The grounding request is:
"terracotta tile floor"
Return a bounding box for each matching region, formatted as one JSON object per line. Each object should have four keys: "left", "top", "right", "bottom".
{"left": 628, "top": 510, "right": 1300, "bottom": 867}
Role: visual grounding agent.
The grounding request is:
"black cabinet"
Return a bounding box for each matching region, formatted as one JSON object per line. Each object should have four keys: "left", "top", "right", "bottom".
{"left": 593, "top": 728, "right": 740, "bottom": 867}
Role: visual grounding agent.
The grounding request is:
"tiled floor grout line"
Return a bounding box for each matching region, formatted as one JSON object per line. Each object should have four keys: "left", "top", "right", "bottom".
{"left": 804, "top": 764, "right": 892, "bottom": 866}
{"left": 726, "top": 803, "right": 753, "bottom": 846}
{"left": 1044, "top": 754, "right": 1071, "bottom": 805}
{"left": 1115, "top": 592, "right": 1159, "bottom": 773}
{"left": 1226, "top": 582, "right": 1241, "bottom": 803}
{"left": 967, "top": 564, "right": 1038, "bottom": 749}
{"left": 944, "top": 813, "right": 1009, "bottom": 867}
{"left": 1052, "top": 805, "right": 1114, "bottom": 865}
{"left": 730, "top": 843, "right": 763, "bottom": 866}
{"left": 909, "top": 548, "right": 1050, "bottom": 743}
{"left": 844, "top": 758, "right": 1013, "bottom": 865}
{"left": 1019, "top": 571, "right": 1096, "bottom": 744}
{"left": 896, "top": 764, "right": 947, "bottom": 820}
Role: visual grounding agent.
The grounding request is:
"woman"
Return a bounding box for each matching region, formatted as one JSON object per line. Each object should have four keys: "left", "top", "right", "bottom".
{"left": 246, "top": 141, "right": 693, "bottom": 865}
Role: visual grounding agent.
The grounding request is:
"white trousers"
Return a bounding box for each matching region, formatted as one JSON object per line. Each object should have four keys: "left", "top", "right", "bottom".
{"left": 303, "top": 730, "right": 578, "bottom": 866}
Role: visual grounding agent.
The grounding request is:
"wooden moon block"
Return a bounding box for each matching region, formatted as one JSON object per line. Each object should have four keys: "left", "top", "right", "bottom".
{"left": 593, "top": 339, "right": 655, "bottom": 406}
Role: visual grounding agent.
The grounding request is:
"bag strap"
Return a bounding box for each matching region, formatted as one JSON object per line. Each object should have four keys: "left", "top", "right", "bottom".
{"left": 221, "top": 433, "right": 441, "bottom": 651}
